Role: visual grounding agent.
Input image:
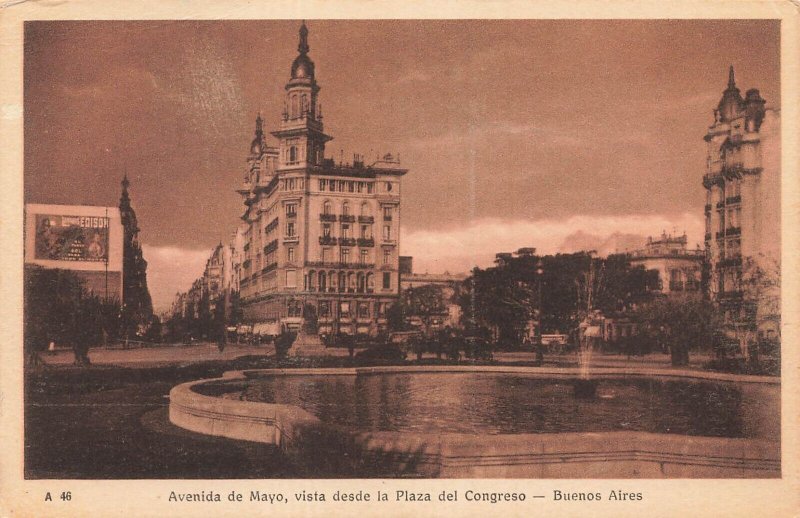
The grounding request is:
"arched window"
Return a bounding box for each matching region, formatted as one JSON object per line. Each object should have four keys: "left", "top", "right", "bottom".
{"left": 366, "top": 273, "right": 375, "bottom": 292}
{"left": 319, "top": 271, "right": 327, "bottom": 291}
{"left": 323, "top": 200, "right": 332, "bottom": 215}
{"left": 338, "top": 272, "right": 346, "bottom": 292}
{"left": 289, "top": 146, "right": 297, "bottom": 163}
{"left": 301, "top": 94, "right": 308, "bottom": 114}
{"left": 291, "top": 94, "right": 298, "bottom": 118}
{"left": 308, "top": 270, "right": 316, "bottom": 291}
{"left": 357, "top": 272, "right": 365, "bottom": 293}
{"left": 342, "top": 202, "right": 350, "bottom": 216}
{"left": 360, "top": 202, "right": 370, "bottom": 216}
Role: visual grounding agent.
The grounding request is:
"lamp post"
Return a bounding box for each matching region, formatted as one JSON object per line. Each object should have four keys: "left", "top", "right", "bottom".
{"left": 535, "top": 259, "right": 544, "bottom": 364}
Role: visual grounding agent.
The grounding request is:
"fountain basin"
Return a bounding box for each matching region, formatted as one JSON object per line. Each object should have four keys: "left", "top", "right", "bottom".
{"left": 169, "top": 366, "right": 780, "bottom": 478}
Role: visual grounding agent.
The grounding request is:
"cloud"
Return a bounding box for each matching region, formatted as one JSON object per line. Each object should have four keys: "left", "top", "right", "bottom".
{"left": 142, "top": 245, "right": 211, "bottom": 313}
{"left": 400, "top": 213, "right": 704, "bottom": 274}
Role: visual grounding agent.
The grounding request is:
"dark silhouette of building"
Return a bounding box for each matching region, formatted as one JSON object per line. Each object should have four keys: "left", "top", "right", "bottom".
{"left": 119, "top": 174, "right": 154, "bottom": 334}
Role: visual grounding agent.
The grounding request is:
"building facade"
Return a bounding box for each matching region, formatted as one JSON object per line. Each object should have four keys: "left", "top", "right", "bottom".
{"left": 702, "top": 67, "right": 780, "bottom": 338}
{"left": 237, "top": 23, "right": 407, "bottom": 335}
{"left": 629, "top": 232, "right": 703, "bottom": 296}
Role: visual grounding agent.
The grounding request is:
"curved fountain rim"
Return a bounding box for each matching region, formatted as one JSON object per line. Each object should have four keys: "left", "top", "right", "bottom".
{"left": 222, "top": 365, "right": 780, "bottom": 384}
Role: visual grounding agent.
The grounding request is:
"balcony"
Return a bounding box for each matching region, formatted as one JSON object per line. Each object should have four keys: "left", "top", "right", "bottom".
{"left": 357, "top": 238, "right": 375, "bottom": 247}
{"left": 339, "top": 237, "right": 357, "bottom": 247}
{"left": 704, "top": 204, "right": 711, "bottom": 214}
{"left": 358, "top": 215, "right": 375, "bottom": 224}
{"left": 320, "top": 213, "right": 337, "bottom": 222}
{"left": 726, "top": 226, "right": 741, "bottom": 236}
{"left": 339, "top": 214, "right": 355, "bottom": 223}
{"left": 725, "top": 195, "right": 741, "bottom": 205}
{"left": 264, "top": 240, "right": 278, "bottom": 254}
{"left": 262, "top": 262, "right": 277, "bottom": 274}
{"left": 319, "top": 236, "right": 337, "bottom": 246}
{"left": 702, "top": 173, "right": 723, "bottom": 189}
{"left": 306, "top": 261, "right": 375, "bottom": 270}
{"left": 717, "top": 256, "right": 742, "bottom": 269}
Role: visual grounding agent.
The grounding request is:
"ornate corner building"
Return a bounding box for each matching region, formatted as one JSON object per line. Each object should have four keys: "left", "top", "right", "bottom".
{"left": 702, "top": 67, "right": 781, "bottom": 338}
{"left": 236, "top": 23, "right": 408, "bottom": 335}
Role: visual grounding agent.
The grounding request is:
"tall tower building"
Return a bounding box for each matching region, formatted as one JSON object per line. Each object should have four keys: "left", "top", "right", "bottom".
{"left": 119, "top": 174, "right": 154, "bottom": 332}
{"left": 237, "top": 22, "right": 408, "bottom": 335}
{"left": 702, "top": 67, "right": 780, "bottom": 339}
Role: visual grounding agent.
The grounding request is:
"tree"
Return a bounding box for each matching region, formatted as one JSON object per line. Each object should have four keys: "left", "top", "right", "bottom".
{"left": 24, "top": 266, "right": 121, "bottom": 367}
{"left": 637, "top": 296, "right": 721, "bottom": 366}
{"left": 404, "top": 284, "right": 448, "bottom": 336}
{"left": 732, "top": 255, "right": 781, "bottom": 362}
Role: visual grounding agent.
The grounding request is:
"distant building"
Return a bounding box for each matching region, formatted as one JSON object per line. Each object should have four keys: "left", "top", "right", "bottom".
{"left": 629, "top": 232, "right": 703, "bottom": 296}
{"left": 399, "top": 256, "right": 413, "bottom": 275}
{"left": 25, "top": 202, "right": 124, "bottom": 301}
{"left": 399, "top": 258, "right": 467, "bottom": 330}
{"left": 236, "top": 23, "right": 407, "bottom": 335}
{"left": 702, "top": 67, "right": 780, "bottom": 339}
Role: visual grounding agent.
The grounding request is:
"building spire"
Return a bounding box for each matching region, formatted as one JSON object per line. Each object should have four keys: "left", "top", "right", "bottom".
{"left": 728, "top": 65, "right": 736, "bottom": 89}
{"left": 298, "top": 21, "right": 309, "bottom": 55}
{"left": 255, "top": 112, "right": 263, "bottom": 135}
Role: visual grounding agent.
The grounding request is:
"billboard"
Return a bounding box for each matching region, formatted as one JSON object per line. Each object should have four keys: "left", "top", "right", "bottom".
{"left": 34, "top": 214, "right": 109, "bottom": 262}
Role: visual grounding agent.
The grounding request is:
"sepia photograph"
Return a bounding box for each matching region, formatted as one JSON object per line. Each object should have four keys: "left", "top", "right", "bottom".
{"left": 2, "top": 2, "right": 799, "bottom": 516}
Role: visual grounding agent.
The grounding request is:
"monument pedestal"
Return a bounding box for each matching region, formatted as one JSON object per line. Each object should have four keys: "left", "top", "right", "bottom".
{"left": 289, "top": 330, "right": 329, "bottom": 356}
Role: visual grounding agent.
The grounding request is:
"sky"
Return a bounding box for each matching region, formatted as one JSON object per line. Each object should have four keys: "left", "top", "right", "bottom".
{"left": 23, "top": 20, "right": 781, "bottom": 312}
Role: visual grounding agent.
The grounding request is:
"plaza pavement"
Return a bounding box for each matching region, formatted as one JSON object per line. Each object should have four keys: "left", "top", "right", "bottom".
{"left": 39, "top": 342, "right": 714, "bottom": 370}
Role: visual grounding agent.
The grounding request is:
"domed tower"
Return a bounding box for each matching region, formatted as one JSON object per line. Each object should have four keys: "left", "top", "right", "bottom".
{"left": 717, "top": 65, "right": 744, "bottom": 122}
{"left": 271, "top": 21, "right": 332, "bottom": 169}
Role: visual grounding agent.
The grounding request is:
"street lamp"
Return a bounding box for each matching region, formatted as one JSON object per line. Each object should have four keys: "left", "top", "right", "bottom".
{"left": 535, "top": 259, "right": 544, "bottom": 364}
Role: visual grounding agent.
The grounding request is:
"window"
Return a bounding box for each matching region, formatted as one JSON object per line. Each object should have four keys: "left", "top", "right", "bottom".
{"left": 342, "top": 202, "right": 350, "bottom": 216}
{"left": 386, "top": 182, "right": 393, "bottom": 192}
{"left": 301, "top": 94, "right": 308, "bottom": 114}
{"left": 286, "top": 221, "right": 296, "bottom": 237}
{"left": 367, "top": 273, "right": 375, "bottom": 292}
{"left": 289, "top": 146, "right": 297, "bottom": 163}
{"left": 287, "top": 247, "right": 294, "bottom": 263}
{"left": 319, "top": 179, "right": 327, "bottom": 191}
{"left": 286, "top": 203, "right": 297, "bottom": 217}
{"left": 383, "top": 272, "right": 391, "bottom": 289}
{"left": 360, "top": 249, "right": 368, "bottom": 264}
{"left": 339, "top": 301, "right": 351, "bottom": 318}
{"left": 383, "top": 225, "right": 391, "bottom": 241}
{"left": 383, "top": 249, "right": 391, "bottom": 265}
{"left": 383, "top": 206, "right": 392, "bottom": 221}
{"left": 319, "top": 301, "right": 330, "bottom": 318}
{"left": 323, "top": 201, "right": 332, "bottom": 214}
{"left": 348, "top": 181, "right": 355, "bottom": 193}
{"left": 286, "top": 270, "right": 297, "bottom": 288}
{"left": 321, "top": 248, "right": 330, "bottom": 262}
{"left": 288, "top": 299, "right": 302, "bottom": 317}
{"left": 377, "top": 302, "right": 386, "bottom": 317}
{"left": 342, "top": 224, "right": 350, "bottom": 238}
{"left": 357, "top": 182, "right": 364, "bottom": 193}
{"left": 319, "top": 271, "right": 327, "bottom": 291}
{"left": 323, "top": 223, "right": 331, "bottom": 237}
{"left": 361, "top": 224, "right": 370, "bottom": 239}
{"left": 340, "top": 248, "right": 350, "bottom": 264}
{"left": 358, "top": 302, "right": 370, "bottom": 318}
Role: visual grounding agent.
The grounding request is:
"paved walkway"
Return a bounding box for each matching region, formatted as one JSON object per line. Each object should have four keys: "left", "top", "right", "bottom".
{"left": 40, "top": 342, "right": 277, "bottom": 367}
{"left": 40, "top": 342, "right": 715, "bottom": 371}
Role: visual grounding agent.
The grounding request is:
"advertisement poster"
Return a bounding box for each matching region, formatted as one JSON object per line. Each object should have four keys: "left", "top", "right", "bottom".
{"left": 34, "top": 214, "right": 109, "bottom": 262}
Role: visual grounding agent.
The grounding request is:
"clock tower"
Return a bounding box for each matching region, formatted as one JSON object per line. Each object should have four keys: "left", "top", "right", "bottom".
{"left": 271, "top": 21, "right": 332, "bottom": 169}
